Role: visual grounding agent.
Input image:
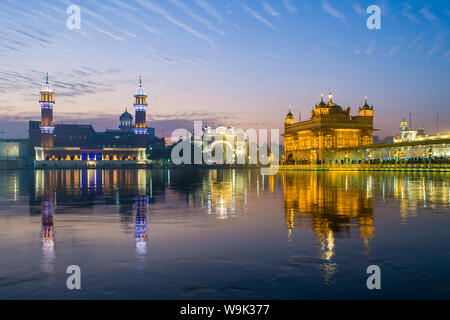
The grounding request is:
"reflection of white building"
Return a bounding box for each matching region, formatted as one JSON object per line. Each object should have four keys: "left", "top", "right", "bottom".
{"left": 135, "top": 171, "right": 148, "bottom": 257}
{"left": 201, "top": 125, "right": 248, "bottom": 165}
{"left": 201, "top": 169, "right": 248, "bottom": 219}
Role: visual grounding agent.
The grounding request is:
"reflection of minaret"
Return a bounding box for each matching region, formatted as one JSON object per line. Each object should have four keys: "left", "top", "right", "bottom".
{"left": 135, "top": 196, "right": 148, "bottom": 255}
{"left": 135, "top": 170, "right": 148, "bottom": 258}
{"left": 41, "top": 190, "right": 55, "bottom": 273}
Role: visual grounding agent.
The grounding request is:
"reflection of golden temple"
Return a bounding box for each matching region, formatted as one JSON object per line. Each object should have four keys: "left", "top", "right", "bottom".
{"left": 282, "top": 171, "right": 375, "bottom": 242}
{"left": 282, "top": 170, "right": 450, "bottom": 264}
{"left": 282, "top": 171, "right": 375, "bottom": 281}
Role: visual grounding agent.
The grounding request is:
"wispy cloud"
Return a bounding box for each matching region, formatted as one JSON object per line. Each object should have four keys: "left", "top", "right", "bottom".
{"left": 282, "top": 0, "right": 298, "bottom": 14}
{"left": 241, "top": 4, "right": 277, "bottom": 30}
{"left": 109, "top": 0, "right": 139, "bottom": 12}
{"left": 194, "top": 0, "right": 225, "bottom": 23}
{"left": 387, "top": 44, "right": 401, "bottom": 56}
{"left": 426, "top": 31, "right": 447, "bottom": 59}
{"left": 232, "top": 22, "right": 243, "bottom": 31}
{"left": 322, "top": 2, "right": 345, "bottom": 22}
{"left": 145, "top": 46, "right": 212, "bottom": 70}
{"left": 262, "top": 1, "right": 281, "bottom": 18}
{"left": 401, "top": 3, "right": 419, "bottom": 23}
{"left": 83, "top": 20, "right": 125, "bottom": 41}
{"left": 351, "top": 3, "right": 365, "bottom": 17}
{"left": 443, "top": 50, "right": 450, "bottom": 61}
{"left": 142, "top": 25, "right": 166, "bottom": 35}
{"left": 365, "top": 40, "right": 375, "bottom": 55}
{"left": 135, "top": 0, "right": 214, "bottom": 45}
{"left": 178, "top": 57, "right": 202, "bottom": 67}
{"left": 12, "top": 29, "right": 51, "bottom": 44}
{"left": 60, "top": 0, "right": 133, "bottom": 40}
{"left": 168, "top": 0, "right": 225, "bottom": 35}
{"left": 420, "top": 7, "right": 439, "bottom": 23}
{"left": 0, "top": 67, "right": 120, "bottom": 97}
{"left": 159, "top": 56, "right": 177, "bottom": 64}
{"left": 408, "top": 32, "right": 425, "bottom": 49}
{"left": 90, "top": 0, "right": 165, "bottom": 36}
{"left": 426, "top": 44, "right": 441, "bottom": 60}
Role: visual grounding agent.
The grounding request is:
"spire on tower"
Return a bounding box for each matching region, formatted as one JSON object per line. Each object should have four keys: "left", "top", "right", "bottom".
{"left": 135, "top": 76, "right": 146, "bottom": 96}
{"left": 41, "top": 73, "right": 53, "bottom": 93}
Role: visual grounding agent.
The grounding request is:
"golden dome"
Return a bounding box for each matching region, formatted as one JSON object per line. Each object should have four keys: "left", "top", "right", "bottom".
{"left": 285, "top": 108, "right": 295, "bottom": 124}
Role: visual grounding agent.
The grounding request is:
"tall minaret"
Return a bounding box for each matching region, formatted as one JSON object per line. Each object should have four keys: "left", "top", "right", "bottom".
{"left": 40, "top": 73, "right": 55, "bottom": 147}
{"left": 133, "top": 76, "right": 148, "bottom": 148}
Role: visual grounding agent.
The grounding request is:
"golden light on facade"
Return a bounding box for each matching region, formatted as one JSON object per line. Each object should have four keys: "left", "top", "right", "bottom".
{"left": 283, "top": 93, "right": 375, "bottom": 165}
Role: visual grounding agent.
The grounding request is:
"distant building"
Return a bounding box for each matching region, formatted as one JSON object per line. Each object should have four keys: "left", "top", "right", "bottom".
{"left": 392, "top": 120, "right": 443, "bottom": 143}
{"left": 0, "top": 139, "right": 29, "bottom": 160}
{"left": 201, "top": 125, "right": 248, "bottom": 164}
{"left": 32, "top": 74, "right": 160, "bottom": 167}
{"left": 283, "top": 93, "right": 375, "bottom": 164}
{"left": 0, "top": 138, "right": 30, "bottom": 169}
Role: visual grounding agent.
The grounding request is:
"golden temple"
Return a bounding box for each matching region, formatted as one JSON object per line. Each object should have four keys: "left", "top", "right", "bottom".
{"left": 283, "top": 92, "right": 375, "bottom": 164}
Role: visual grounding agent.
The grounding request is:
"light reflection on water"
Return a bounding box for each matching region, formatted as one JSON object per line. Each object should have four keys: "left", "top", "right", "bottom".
{"left": 0, "top": 169, "right": 449, "bottom": 299}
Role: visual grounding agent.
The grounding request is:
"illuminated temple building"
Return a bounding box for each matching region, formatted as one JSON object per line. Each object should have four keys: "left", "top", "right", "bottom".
{"left": 32, "top": 75, "right": 161, "bottom": 168}
{"left": 283, "top": 93, "right": 375, "bottom": 164}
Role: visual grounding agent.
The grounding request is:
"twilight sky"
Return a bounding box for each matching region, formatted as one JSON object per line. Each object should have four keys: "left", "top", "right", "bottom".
{"left": 0, "top": 0, "right": 449, "bottom": 139}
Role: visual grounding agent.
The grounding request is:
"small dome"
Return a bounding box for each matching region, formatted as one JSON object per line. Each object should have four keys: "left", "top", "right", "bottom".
{"left": 120, "top": 109, "right": 133, "bottom": 120}
{"left": 316, "top": 94, "right": 327, "bottom": 107}
{"left": 361, "top": 97, "right": 372, "bottom": 110}
{"left": 285, "top": 109, "right": 295, "bottom": 124}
